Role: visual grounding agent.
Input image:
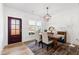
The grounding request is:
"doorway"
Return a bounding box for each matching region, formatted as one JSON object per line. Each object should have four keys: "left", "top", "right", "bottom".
{"left": 8, "top": 17, "right": 22, "bottom": 44}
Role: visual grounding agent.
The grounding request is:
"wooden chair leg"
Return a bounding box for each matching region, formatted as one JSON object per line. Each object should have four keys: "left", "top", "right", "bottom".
{"left": 38, "top": 42, "right": 40, "bottom": 47}
{"left": 47, "top": 45, "right": 49, "bottom": 51}
{"left": 42, "top": 43, "right": 43, "bottom": 48}
{"left": 35, "top": 40, "right": 37, "bottom": 45}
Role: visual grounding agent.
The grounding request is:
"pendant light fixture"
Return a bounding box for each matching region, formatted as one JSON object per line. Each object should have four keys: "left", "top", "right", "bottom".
{"left": 43, "top": 7, "right": 51, "bottom": 21}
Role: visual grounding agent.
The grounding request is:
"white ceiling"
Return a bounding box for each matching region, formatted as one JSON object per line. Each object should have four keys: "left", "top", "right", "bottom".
{"left": 4, "top": 3, "right": 79, "bottom": 17}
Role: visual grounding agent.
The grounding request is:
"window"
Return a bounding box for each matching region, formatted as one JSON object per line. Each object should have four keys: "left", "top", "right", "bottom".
{"left": 29, "top": 20, "right": 36, "bottom": 32}
{"left": 11, "top": 19, "right": 20, "bottom": 35}
{"left": 29, "top": 20, "right": 35, "bottom": 25}
{"left": 36, "top": 21, "right": 42, "bottom": 32}
{"left": 29, "top": 20, "right": 42, "bottom": 33}
{"left": 36, "top": 21, "right": 41, "bottom": 26}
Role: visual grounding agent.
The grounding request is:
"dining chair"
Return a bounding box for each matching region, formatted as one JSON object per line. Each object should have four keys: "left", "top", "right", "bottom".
{"left": 42, "top": 32, "right": 53, "bottom": 51}
{"left": 35, "top": 31, "right": 41, "bottom": 46}
{"left": 57, "top": 31, "right": 66, "bottom": 43}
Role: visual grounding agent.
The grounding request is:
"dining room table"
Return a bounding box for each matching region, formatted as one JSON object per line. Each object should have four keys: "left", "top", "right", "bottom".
{"left": 48, "top": 32, "right": 64, "bottom": 48}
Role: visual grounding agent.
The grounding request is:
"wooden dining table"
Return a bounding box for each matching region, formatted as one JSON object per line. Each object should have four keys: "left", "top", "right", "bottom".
{"left": 48, "top": 32, "right": 63, "bottom": 47}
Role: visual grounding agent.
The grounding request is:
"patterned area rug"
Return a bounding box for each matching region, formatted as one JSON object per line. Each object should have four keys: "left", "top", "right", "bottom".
{"left": 25, "top": 41, "right": 79, "bottom": 55}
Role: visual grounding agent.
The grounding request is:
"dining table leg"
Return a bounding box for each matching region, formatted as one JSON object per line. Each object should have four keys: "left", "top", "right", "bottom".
{"left": 53, "top": 40, "right": 58, "bottom": 48}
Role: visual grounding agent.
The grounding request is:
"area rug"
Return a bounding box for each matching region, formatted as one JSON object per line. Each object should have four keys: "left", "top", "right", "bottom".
{"left": 26, "top": 41, "right": 79, "bottom": 55}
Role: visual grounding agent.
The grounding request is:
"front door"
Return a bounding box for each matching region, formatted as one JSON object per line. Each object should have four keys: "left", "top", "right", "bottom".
{"left": 8, "top": 17, "right": 22, "bottom": 44}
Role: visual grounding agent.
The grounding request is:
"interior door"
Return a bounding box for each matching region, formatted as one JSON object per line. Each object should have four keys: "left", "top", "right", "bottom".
{"left": 8, "top": 17, "right": 22, "bottom": 44}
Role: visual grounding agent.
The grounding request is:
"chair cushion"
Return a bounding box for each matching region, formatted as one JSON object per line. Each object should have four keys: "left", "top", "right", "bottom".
{"left": 46, "top": 40, "right": 53, "bottom": 44}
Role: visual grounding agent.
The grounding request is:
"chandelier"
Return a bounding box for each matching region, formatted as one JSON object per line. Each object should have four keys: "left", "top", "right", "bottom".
{"left": 43, "top": 7, "right": 51, "bottom": 21}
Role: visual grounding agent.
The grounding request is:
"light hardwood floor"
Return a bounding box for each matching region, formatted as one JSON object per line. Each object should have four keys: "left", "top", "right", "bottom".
{"left": 2, "top": 42, "right": 34, "bottom": 55}
{"left": 2, "top": 40, "right": 79, "bottom": 55}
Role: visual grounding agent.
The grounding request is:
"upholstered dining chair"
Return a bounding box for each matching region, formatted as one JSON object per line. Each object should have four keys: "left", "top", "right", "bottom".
{"left": 42, "top": 32, "right": 53, "bottom": 51}
{"left": 35, "top": 31, "right": 41, "bottom": 46}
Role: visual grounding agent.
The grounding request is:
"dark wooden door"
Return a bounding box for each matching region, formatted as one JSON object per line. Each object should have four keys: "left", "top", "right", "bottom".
{"left": 8, "top": 17, "right": 22, "bottom": 44}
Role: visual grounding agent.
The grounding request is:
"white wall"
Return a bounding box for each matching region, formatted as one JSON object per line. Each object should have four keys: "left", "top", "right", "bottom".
{"left": 46, "top": 6, "right": 79, "bottom": 45}
{"left": 4, "top": 6, "right": 43, "bottom": 46}
{"left": 4, "top": 4, "right": 79, "bottom": 46}
{"left": 0, "top": 4, "right": 4, "bottom": 54}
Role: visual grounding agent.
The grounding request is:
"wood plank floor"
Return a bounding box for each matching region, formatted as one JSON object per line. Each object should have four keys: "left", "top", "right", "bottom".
{"left": 2, "top": 42, "right": 34, "bottom": 55}
{"left": 2, "top": 41, "right": 79, "bottom": 55}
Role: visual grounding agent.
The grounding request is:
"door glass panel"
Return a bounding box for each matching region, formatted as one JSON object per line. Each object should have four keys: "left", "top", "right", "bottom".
{"left": 11, "top": 30, "right": 16, "bottom": 35}
{"left": 16, "top": 20, "right": 20, "bottom": 24}
{"left": 11, "top": 25, "right": 15, "bottom": 29}
{"left": 16, "top": 25, "right": 20, "bottom": 29}
{"left": 11, "top": 19, "right": 16, "bottom": 24}
{"left": 10, "top": 19, "right": 20, "bottom": 35}
{"left": 16, "top": 30, "right": 20, "bottom": 35}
